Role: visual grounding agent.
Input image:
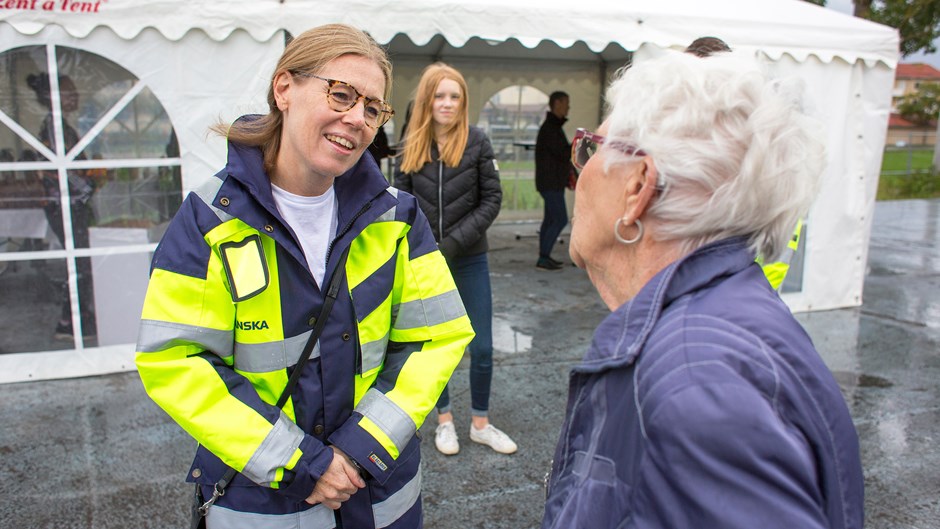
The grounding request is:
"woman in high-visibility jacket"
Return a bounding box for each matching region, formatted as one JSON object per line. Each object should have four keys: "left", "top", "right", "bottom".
{"left": 135, "top": 24, "right": 473, "bottom": 529}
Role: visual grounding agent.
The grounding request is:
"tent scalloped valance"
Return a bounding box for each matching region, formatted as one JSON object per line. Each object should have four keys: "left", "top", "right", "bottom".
{"left": 1, "top": 0, "right": 899, "bottom": 67}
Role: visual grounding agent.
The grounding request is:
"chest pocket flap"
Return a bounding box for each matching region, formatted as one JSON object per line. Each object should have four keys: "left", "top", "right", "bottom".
{"left": 220, "top": 234, "right": 269, "bottom": 302}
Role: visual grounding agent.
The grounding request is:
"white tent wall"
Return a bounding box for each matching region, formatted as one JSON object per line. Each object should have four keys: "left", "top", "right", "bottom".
{"left": 765, "top": 56, "right": 895, "bottom": 312}
{"left": 0, "top": 24, "right": 279, "bottom": 383}
{"left": 632, "top": 45, "right": 895, "bottom": 312}
{"left": 0, "top": 1, "right": 898, "bottom": 383}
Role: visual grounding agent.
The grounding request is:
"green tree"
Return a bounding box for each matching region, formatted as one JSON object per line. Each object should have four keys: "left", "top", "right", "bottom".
{"left": 897, "top": 82, "right": 940, "bottom": 125}
{"left": 869, "top": 0, "right": 940, "bottom": 55}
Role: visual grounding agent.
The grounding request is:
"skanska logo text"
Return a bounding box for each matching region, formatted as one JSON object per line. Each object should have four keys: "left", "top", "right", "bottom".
{"left": 236, "top": 320, "right": 269, "bottom": 331}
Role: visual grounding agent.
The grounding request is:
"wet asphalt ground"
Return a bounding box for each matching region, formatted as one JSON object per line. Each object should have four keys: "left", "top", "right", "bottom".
{"left": 0, "top": 198, "right": 938, "bottom": 528}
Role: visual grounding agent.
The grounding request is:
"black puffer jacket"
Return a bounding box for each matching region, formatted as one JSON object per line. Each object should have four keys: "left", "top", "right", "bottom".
{"left": 394, "top": 126, "right": 502, "bottom": 259}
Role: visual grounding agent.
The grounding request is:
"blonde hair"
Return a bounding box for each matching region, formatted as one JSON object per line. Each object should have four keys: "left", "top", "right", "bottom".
{"left": 399, "top": 63, "right": 469, "bottom": 173}
{"left": 211, "top": 24, "right": 392, "bottom": 175}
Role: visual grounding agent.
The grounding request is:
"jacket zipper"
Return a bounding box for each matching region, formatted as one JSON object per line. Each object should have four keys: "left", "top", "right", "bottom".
{"left": 437, "top": 160, "right": 444, "bottom": 240}
{"left": 325, "top": 201, "right": 370, "bottom": 377}
{"left": 326, "top": 201, "right": 372, "bottom": 268}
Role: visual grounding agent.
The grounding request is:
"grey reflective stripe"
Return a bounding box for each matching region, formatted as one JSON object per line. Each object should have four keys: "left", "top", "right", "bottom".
{"left": 373, "top": 468, "right": 421, "bottom": 528}
{"left": 242, "top": 411, "right": 305, "bottom": 486}
{"left": 776, "top": 246, "right": 796, "bottom": 266}
{"left": 137, "top": 319, "right": 233, "bottom": 360}
{"left": 207, "top": 503, "right": 334, "bottom": 529}
{"left": 376, "top": 205, "right": 397, "bottom": 223}
{"left": 393, "top": 289, "right": 466, "bottom": 330}
{"left": 360, "top": 332, "right": 389, "bottom": 373}
{"left": 193, "top": 177, "right": 234, "bottom": 223}
{"left": 356, "top": 389, "right": 416, "bottom": 453}
{"left": 204, "top": 472, "right": 418, "bottom": 529}
{"left": 233, "top": 331, "right": 317, "bottom": 373}
{"left": 138, "top": 319, "right": 318, "bottom": 372}
{"left": 376, "top": 187, "right": 399, "bottom": 223}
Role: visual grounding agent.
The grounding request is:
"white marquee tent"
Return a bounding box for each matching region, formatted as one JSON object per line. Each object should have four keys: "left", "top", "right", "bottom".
{"left": 0, "top": 0, "right": 899, "bottom": 383}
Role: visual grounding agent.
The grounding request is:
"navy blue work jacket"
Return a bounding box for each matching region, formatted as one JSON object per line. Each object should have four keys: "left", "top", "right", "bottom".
{"left": 542, "top": 238, "right": 864, "bottom": 529}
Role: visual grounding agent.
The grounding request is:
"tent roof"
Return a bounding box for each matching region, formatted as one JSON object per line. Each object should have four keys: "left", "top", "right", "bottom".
{"left": 2, "top": 0, "right": 899, "bottom": 67}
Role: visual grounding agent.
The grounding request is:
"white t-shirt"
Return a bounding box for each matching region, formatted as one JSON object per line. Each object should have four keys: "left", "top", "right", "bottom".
{"left": 271, "top": 183, "right": 338, "bottom": 287}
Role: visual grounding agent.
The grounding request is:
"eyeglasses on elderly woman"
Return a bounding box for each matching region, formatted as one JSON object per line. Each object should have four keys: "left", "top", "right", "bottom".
{"left": 571, "top": 128, "right": 646, "bottom": 172}
{"left": 292, "top": 71, "right": 395, "bottom": 129}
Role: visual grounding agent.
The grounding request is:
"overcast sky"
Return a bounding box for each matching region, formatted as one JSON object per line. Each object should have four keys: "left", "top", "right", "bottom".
{"left": 825, "top": 0, "right": 940, "bottom": 66}
{"left": 826, "top": 0, "right": 853, "bottom": 14}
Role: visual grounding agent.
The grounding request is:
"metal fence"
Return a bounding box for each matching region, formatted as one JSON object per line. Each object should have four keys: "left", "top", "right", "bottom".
{"left": 882, "top": 130, "right": 935, "bottom": 178}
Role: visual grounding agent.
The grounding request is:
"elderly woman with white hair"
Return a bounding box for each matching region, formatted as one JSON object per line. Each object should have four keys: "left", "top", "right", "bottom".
{"left": 541, "top": 51, "right": 864, "bottom": 529}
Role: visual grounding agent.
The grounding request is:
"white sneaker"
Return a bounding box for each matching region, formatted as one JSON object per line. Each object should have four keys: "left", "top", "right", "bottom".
{"left": 469, "top": 424, "right": 518, "bottom": 454}
{"left": 434, "top": 421, "right": 460, "bottom": 455}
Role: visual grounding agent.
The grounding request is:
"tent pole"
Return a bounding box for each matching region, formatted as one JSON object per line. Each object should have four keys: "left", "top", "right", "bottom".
{"left": 598, "top": 57, "right": 608, "bottom": 126}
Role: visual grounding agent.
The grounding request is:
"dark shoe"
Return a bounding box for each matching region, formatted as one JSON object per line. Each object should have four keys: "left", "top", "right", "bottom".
{"left": 547, "top": 257, "right": 566, "bottom": 267}
{"left": 536, "top": 257, "right": 563, "bottom": 271}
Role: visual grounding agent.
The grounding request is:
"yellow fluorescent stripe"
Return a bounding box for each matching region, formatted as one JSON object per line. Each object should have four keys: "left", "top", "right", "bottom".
{"left": 137, "top": 349, "right": 281, "bottom": 472}
{"left": 354, "top": 373, "right": 376, "bottom": 406}
{"left": 391, "top": 314, "right": 472, "bottom": 343}
{"left": 383, "top": 331, "right": 471, "bottom": 430}
{"left": 359, "top": 416, "right": 400, "bottom": 459}
{"left": 398, "top": 251, "right": 458, "bottom": 304}
{"left": 204, "top": 218, "right": 257, "bottom": 247}
{"left": 347, "top": 222, "right": 407, "bottom": 290}
{"left": 285, "top": 448, "right": 302, "bottom": 471}
{"left": 239, "top": 371, "right": 289, "bottom": 407}
{"left": 142, "top": 269, "right": 232, "bottom": 329}
{"left": 357, "top": 290, "right": 392, "bottom": 340}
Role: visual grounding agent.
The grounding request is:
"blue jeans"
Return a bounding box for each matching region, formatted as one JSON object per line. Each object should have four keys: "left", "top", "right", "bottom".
{"left": 437, "top": 252, "right": 493, "bottom": 417}
{"left": 539, "top": 190, "right": 568, "bottom": 259}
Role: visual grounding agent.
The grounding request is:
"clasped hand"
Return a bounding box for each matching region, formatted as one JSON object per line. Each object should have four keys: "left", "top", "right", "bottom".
{"left": 305, "top": 446, "right": 366, "bottom": 510}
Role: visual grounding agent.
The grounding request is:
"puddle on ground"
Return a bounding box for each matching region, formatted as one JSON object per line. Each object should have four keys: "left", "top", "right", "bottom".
{"left": 831, "top": 371, "right": 893, "bottom": 388}
{"left": 492, "top": 314, "right": 532, "bottom": 354}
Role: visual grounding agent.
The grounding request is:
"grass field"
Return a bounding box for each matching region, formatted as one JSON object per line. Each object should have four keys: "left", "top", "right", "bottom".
{"left": 881, "top": 149, "right": 934, "bottom": 174}
{"left": 879, "top": 149, "right": 940, "bottom": 200}
{"left": 501, "top": 176, "right": 542, "bottom": 211}
{"left": 878, "top": 172, "right": 940, "bottom": 200}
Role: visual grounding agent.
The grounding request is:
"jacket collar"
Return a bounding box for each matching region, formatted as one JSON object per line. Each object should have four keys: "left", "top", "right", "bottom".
{"left": 223, "top": 118, "right": 391, "bottom": 228}
{"left": 545, "top": 111, "right": 567, "bottom": 126}
{"left": 575, "top": 237, "right": 755, "bottom": 374}
{"left": 219, "top": 116, "right": 395, "bottom": 276}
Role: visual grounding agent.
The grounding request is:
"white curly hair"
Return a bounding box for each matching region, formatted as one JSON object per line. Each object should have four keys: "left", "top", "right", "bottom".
{"left": 603, "top": 50, "right": 825, "bottom": 262}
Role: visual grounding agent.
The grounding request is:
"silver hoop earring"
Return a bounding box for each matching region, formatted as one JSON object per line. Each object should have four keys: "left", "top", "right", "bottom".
{"left": 614, "top": 218, "right": 643, "bottom": 245}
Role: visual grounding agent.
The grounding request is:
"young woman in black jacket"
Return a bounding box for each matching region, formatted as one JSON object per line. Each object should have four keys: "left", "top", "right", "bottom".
{"left": 394, "top": 62, "right": 516, "bottom": 456}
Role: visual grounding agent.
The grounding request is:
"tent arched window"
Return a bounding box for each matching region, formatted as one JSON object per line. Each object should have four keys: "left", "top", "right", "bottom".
{"left": 478, "top": 85, "right": 548, "bottom": 213}
{"left": 0, "top": 44, "right": 181, "bottom": 358}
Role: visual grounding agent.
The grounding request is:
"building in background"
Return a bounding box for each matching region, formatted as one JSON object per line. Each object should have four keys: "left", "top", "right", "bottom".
{"left": 887, "top": 63, "right": 940, "bottom": 146}
{"left": 892, "top": 63, "right": 940, "bottom": 109}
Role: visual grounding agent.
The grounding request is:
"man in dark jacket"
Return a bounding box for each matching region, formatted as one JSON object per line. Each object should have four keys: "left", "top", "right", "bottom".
{"left": 534, "top": 91, "right": 573, "bottom": 270}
